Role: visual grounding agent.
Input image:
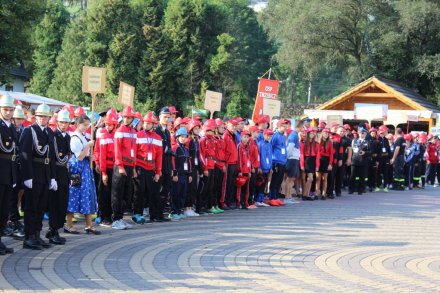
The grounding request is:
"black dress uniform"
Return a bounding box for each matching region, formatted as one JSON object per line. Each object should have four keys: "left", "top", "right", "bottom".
{"left": 349, "top": 136, "right": 371, "bottom": 195}
{"left": 376, "top": 134, "right": 391, "bottom": 190}
{"left": 46, "top": 129, "right": 70, "bottom": 244}
{"left": 20, "top": 123, "right": 56, "bottom": 249}
{"left": 154, "top": 122, "right": 172, "bottom": 221}
{"left": 0, "top": 119, "right": 18, "bottom": 254}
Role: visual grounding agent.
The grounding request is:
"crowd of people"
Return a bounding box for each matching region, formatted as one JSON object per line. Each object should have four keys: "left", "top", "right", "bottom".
{"left": 0, "top": 92, "right": 440, "bottom": 254}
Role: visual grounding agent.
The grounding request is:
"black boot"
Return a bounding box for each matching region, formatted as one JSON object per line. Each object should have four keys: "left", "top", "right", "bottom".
{"left": 23, "top": 233, "right": 42, "bottom": 250}
{"left": 46, "top": 229, "right": 65, "bottom": 245}
{"left": 35, "top": 231, "right": 51, "bottom": 248}
{"left": 0, "top": 237, "right": 13, "bottom": 254}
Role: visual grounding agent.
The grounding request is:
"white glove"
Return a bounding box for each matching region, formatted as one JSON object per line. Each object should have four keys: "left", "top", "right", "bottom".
{"left": 13, "top": 184, "right": 16, "bottom": 188}
{"left": 50, "top": 179, "right": 58, "bottom": 191}
{"left": 24, "top": 179, "right": 33, "bottom": 189}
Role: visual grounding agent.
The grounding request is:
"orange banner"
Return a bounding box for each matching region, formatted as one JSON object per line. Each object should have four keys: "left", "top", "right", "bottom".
{"left": 252, "top": 78, "right": 280, "bottom": 122}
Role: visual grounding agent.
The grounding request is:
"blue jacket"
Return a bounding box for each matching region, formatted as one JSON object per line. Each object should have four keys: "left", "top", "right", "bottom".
{"left": 270, "top": 130, "right": 287, "bottom": 165}
{"left": 236, "top": 130, "right": 241, "bottom": 144}
{"left": 256, "top": 131, "right": 264, "bottom": 144}
{"left": 258, "top": 139, "right": 273, "bottom": 173}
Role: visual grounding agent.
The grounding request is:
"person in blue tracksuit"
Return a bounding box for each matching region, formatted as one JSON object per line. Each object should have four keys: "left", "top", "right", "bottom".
{"left": 255, "top": 129, "right": 273, "bottom": 206}
{"left": 269, "top": 119, "right": 289, "bottom": 202}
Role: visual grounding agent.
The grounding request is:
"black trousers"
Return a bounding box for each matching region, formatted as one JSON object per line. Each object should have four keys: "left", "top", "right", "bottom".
{"left": 328, "top": 164, "right": 342, "bottom": 196}
{"left": 185, "top": 168, "right": 198, "bottom": 208}
{"left": 213, "top": 166, "right": 225, "bottom": 206}
{"left": 377, "top": 157, "right": 389, "bottom": 187}
{"left": 248, "top": 170, "right": 257, "bottom": 205}
{"left": 97, "top": 168, "right": 113, "bottom": 221}
{"left": 133, "top": 168, "right": 162, "bottom": 219}
{"left": 111, "top": 165, "right": 133, "bottom": 221}
{"left": 270, "top": 163, "right": 285, "bottom": 199}
{"left": 9, "top": 184, "right": 20, "bottom": 222}
{"left": 393, "top": 155, "right": 405, "bottom": 186}
{"left": 0, "top": 184, "right": 12, "bottom": 231}
{"left": 48, "top": 184, "right": 69, "bottom": 230}
{"left": 349, "top": 165, "right": 367, "bottom": 193}
{"left": 171, "top": 175, "right": 188, "bottom": 214}
{"left": 160, "top": 173, "right": 172, "bottom": 207}
{"left": 200, "top": 170, "right": 215, "bottom": 208}
{"left": 24, "top": 182, "right": 49, "bottom": 235}
{"left": 224, "top": 164, "right": 236, "bottom": 206}
{"left": 368, "top": 162, "right": 378, "bottom": 189}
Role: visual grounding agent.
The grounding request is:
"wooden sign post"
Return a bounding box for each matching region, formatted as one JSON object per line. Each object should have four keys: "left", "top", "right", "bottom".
{"left": 82, "top": 66, "right": 106, "bottom": 166}
{"left": 118, "top": 81, "right": 135, "bottom": 107}
{"left": 204, "top": 90, "right": 222, "bottom": 119}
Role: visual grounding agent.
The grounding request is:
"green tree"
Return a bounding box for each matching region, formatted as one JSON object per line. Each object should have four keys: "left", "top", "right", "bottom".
{"left": 29, "top": 0, "right": 70, "bottom": 96}
{"left": 0, "top": 0, "right": 45, "bottom": 83}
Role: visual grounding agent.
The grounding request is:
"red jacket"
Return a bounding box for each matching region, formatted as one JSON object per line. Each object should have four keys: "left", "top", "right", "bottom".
{"left": 426, "top": 143, "right": 438, "bottom": 164}
{"left": 237, "top": 142, "right": 252, "bottom": 174}
{"left": 331, "top": 133, "right": 344, "bottom": 164}
{"left": 318, "top": 140, "right": 334, "bottom": 158}
{"left": 136, "top": 129, "right": 163, "bottom": 175}
{"left": 215, "top": 135, "right": 226, "bottom": 169}
{"left": 96, "top": 128, "right": 115, "bottom": 175}
{"left": 223, "top": 130, "right": 238, "bottom": 164}
{"left": 249, "top": 138, "right": 260, "bottom": 168}
{"left": 300, "top": 140, "right": 320, "bottom": 170}
{"left": 114, "top": 124, "right": 137, "bottom": 169}
{"left": 199, "top": 134, "right": 216, "bottom": 171}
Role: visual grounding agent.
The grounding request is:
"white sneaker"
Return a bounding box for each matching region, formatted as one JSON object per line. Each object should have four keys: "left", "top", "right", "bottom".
{"left": 255, "top": 202, "right": 264, "bottom": 207}
{"left": 121, "top": 219, "right": 133, "bottom": 229}
{"left": 184, "top": 210, "right": 192, "bottom": 217}
{"left": 112, "top": 219, "right": 127, "bottom": 230}
{"left": 187, "top": 210, "right": 199, "bottom": 217}
{"left": 283, "top": 198, "right": 297, "bottom": 204}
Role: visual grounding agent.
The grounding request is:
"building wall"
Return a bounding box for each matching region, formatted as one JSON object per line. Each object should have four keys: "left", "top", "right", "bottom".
{"left": 0, "top": 78, "right": 25, "bottom": 92}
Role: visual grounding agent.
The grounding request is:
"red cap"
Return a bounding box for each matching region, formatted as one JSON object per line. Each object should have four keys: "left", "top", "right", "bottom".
{"left": 330, "top": 122, "right": 339, "bottom": 128}
{"left": 182, "top": 117, "right": 191, "bottom": 124}
{"left": 257, "top": 115, "right": 270, "bottom": 125}
{"left": 264, "top": 129, "right": 274, "bottom": 136}
{"left": 277, "top": 119, "right": 290, "bottom": 127}
{"left": 74, "top": 107, "right": 85, "bottom": 117}
{"left": 204, "top": 119, "right": 217, "bottom": 131}
{"left": 169, "top": 106, "right": 178, "bottom": 114}
{"left": 369, "top": 128, "right": 377, "bottom": 133}
{"left": 192, "top": 115, "right": 203, "bottom": 121}
{"left": 187, "top": 120, "right": 201, "bottom": 132}
{"left": 322, "top": 128, "right": 330, "bottom": 133}
{"left": 249, "top": 126, "right": 259, "bottom": 132}
{"left": 235, "top": 117, "right": 245, "bottom": 122}
{"left": 379, "top": 125, "right": 388, "bottom": 131}
{"left": 404, "top": 133, "right": 413, "bottom": 140}
{"left": 228, "top": 118, "right": 238, "bottom": 125}
{"left": 386, "top": 133, "right": 394, "bottom": 140}
{"left": 241, "top": 130, "right": 251, "bottom": 137}
{"left": 215, "top": 118, "right": 225, "bottom": 127}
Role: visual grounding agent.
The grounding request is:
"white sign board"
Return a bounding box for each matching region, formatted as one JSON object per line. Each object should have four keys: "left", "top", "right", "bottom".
{"left": 354, "top": 103, "right": 388, "bottom": 120}
{"left": 431, "top": 127, "right": 440, "bottom": 135}
{"left": 262, "top": 98, "right": 281, "bottom": 118}
{"left": 204, "top": 90, "right": 222, "bottom": 113}
{"left": 327, "top": 115, "right": 343, "bottom": 126}
{"left": 82, "top": 66, "right": 106, "bottom": 94}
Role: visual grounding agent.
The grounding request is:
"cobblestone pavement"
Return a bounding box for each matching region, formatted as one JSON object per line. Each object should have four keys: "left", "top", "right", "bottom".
{"left": 2, "top": 187, "right": 440, "bottom": 293}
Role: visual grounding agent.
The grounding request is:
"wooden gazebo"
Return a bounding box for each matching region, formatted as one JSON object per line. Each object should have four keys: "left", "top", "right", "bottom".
{"left": 305, "top": 76, "right": 440, "bottom": 132}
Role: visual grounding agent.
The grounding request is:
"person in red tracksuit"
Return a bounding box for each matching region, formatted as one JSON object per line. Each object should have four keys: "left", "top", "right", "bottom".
{"left": 95, "top": 108, "right": 118, "bottom": 227}
{"left": 426, "top": 135, "right": 439, "bottom": 185}
{"left": 222, "top": 118, "right": 238, "bottom": 209}
{"left": 214, "top": 118, "right": 227, "bottom": 211}
{"left": 300, "top": 128, "right": 320, "bottom": 200}
{"left": 133, "top": 112, "right": 163, "bottom": 224}
{"left": 199, "top": 119, "right": 219, "bottom": 214}
{"left": 327, "top": 124, "right": 344, "bottom": 198}
{"left": 315, "top": 129, "right": 334, "bottom": 200}
{"left": 248, "top": 126, "right": 260, "bottom": 208}
{"left": 111, "top": 106, "right": 137, "bottom": 230}
{"left": 236, "top": 130, "right": 252, "bottom": 209}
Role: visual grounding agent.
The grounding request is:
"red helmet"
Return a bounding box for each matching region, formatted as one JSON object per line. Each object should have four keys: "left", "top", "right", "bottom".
{"left": 74, "top": 107, "right": 85, "bottom": 117}
{"left": 169, "top": 106, "right": 178, "bottom": 114}
{"left": 192, "top": 115, "right": 202, "bottom": 121}
{"left": 173, "top": 117, "right": 183, "bottom": 129}
{"left": 187, "top": 120, "right": 201, "bottom": 132}
{"left": 404, "top": 133, "right": 413, "bottom": 141}
{"left": 277, "top": 119, "right": 290, "bottom": 127}
{"left": 257, "top": 115, "right": 270, "bottom": 125}
{"left": 215, "top": 118, "right": 225, "bottom": 127}
{"left": 181, "top": 117, "right": 191, "bottom": 124}
{"left": 235, "top": 175, "right": 248, "bottom": 187}
{"left": 204, "top": 119, "right": 217, "bottom": 131}
{"left": 63, "top": 105, "right": 75, "bottom": 118}
{"left": 105, "top": 108, "right": 118, "bottom": 125}
{"left": 121, "top": 106, "right": 135, "bottom": 118}
{"left": 49, "top": 114, "right": 57, "bottom": 126}
{"left": 143, "top": 112, "right": 158, "bottom": 124}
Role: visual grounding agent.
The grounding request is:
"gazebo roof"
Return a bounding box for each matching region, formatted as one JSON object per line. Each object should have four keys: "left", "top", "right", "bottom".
{"left": 317, "top": 76, "right": 440, "bottom": 113}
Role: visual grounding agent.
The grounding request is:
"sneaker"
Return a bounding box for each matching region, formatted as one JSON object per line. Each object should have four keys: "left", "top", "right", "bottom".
{"left": 184, "top": 210, "right": 193, "bottom": 217}
{"left": 179, "top": 213, "right": 187, "bottom": 219}
{"left": 95, "top": 217, "right": 102, "bottom": 224}
{"left": 283, "top": 198, "right": 298, "bottom": 204}
{"left": 275, "top": 199, "right": 286, "bottom": 206}
{"left": 99, "top": 220, "right": 112, "bottom": 228}
{"left": 215, "top": 206, "right": 224, "bottom": 213}
{"left": 260, "top": 202, "right": 270, "bottom": 207}
{"left": 255, "top": 202, "right": 264, "bottom": 207}
{"left": 374, "top": 187, "right": 380, "bottom": 192}
{"left": 121, "top": 219, "right": 133, "bottom": 229}
{"left": 209, "top": 207, "right": 222, "bottom": 214}
{"left": 268, "top": 199, "right": 280, "bottom": 206}
{"left": 383, "top": 187, "right": 389, "bottom": 193}
{"left": 168, "top": 214, "right": 181, "bottom": 220}
{"left": 248, "top": 204, "right": 258, "bottom": 209}
{"left": 112, "top": 220, "right": 127, "bottom": 230}
{"left": 190, "top": 210, "right": 200, "bottom": 216}
{"left": 131, "top": 214, "right": 146, "bottom": 224}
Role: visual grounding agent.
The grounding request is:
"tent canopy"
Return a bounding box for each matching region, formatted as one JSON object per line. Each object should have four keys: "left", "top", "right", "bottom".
{"left": 0, "top": 90, "right": 71, "bottom": 109}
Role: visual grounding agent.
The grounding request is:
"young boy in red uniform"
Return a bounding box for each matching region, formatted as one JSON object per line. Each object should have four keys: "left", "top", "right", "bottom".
{"left": 236, "top": 131, "right": 252, "bottom": 209}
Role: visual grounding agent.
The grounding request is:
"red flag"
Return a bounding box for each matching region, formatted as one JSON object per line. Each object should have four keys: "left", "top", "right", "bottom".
{"left": 252, "top": 78, "right": 280, "bottom": 122}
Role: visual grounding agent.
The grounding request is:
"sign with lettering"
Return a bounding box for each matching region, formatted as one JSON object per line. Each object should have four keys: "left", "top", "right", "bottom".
{"left": 118, "top": 81, "right": 135, "bottom": 107}
{"left": 82, "top": 66, "right": 106, "bottom": 94}
{"left": 204, "top": 90, "right": 222, "bottom": 113}
{"left": 252, "top": 78, "right": 280, "bottom": 122}
{"left": 262, "top": 98, "right": 281, "bottom": 118}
